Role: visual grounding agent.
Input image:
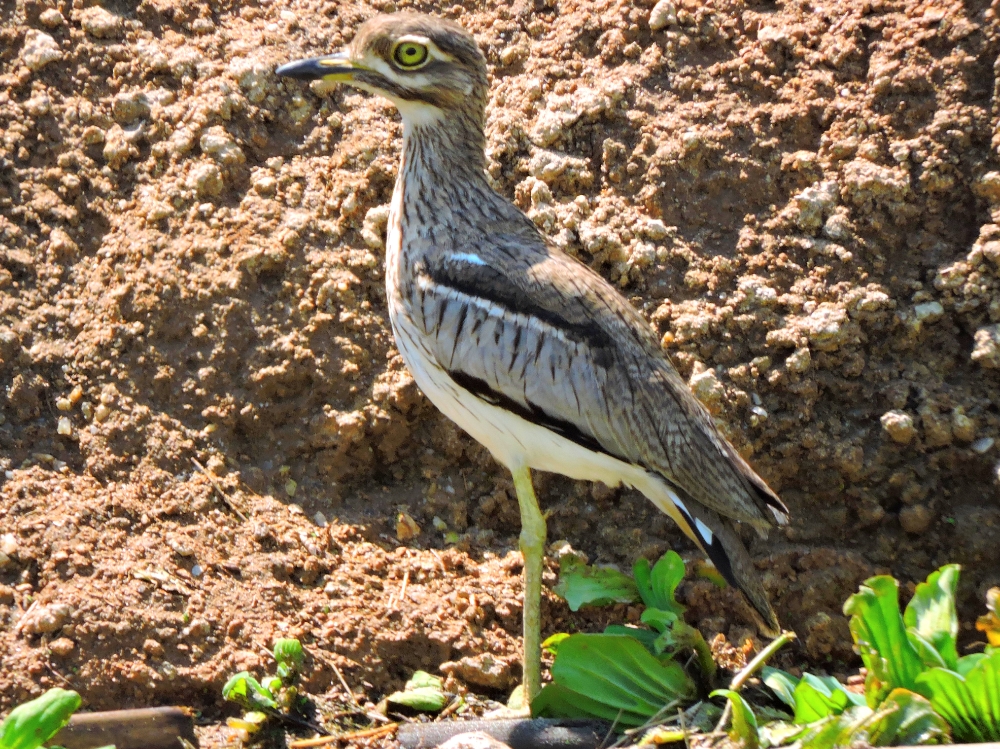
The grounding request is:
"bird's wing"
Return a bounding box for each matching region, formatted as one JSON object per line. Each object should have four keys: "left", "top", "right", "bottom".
{"left": 415, "top": 226, "right": 787, "bottom": 529}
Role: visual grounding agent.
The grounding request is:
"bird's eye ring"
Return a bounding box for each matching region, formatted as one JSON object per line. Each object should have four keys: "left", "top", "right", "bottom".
{"left": 392, "top": 41, "right": 429, "bottom": 69}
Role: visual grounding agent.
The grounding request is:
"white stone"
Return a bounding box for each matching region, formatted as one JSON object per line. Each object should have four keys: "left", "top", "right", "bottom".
{"left": 972, "top": 325, "right": 1000, "bottom": 369}
{"left": 21, "top": 30, "right": 61, "bottom": 71}
{"left": 881, "top": 410, "right": 917, "bottom": 445}
{"left": 913, "top": 301, "right": 944, "bottom": 323}
{"left": 649, "top": 0, "right": 677, "bottom": 30}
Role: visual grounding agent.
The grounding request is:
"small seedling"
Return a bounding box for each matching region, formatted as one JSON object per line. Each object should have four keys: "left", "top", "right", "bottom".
{"left": 222, "top": 638, "right": 306, "bottom": 740}
{"left": 386, "top": 671, "right": 449, "bottom": 712}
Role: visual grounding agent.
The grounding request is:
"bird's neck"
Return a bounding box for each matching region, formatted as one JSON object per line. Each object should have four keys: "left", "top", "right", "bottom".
{"left": 400, "top": 111, "right": 489, "bottom": 188}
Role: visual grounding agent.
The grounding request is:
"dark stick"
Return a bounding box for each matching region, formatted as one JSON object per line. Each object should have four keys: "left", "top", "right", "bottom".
{"left": 52, "top": 707, "right": 198, "bottom": 749}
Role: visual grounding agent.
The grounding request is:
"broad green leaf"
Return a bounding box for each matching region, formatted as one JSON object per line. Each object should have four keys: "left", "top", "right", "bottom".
{"left": 794, "top": 706, "right": 874, "bottom": 749}
{"left": 914, "top": 648, "right": 1000, "bottom": 742}
{"left": 554, "top": 556, "right": 640, "bottom": 611}
{"left": 761, "top": 666, "right": 799, "bottom": 710}
{"left": 0, "top": 688, "right": 81, "bottom": 749}
{"left": 710, "top": 689, "right": 758, "bottom": 749}
{"left": 907, "top": 630, "right": 949, "bottom": 670}
{"left": 531, "top": 634, "right": 696, "bottom": 726}
{"left": 532, "top": 682, "right": 650, "bottom": 726}
{"left": 843, "top": 575, "right": 924, "bottom": 704}
{"left": 603, "top": 625, "right": 659, "bottom": 654}
{"left": 864, "top": 688, "right": 950, "bottom": 746}
{"left": 904, "top": 564, "right": 960, "bottom": 670}
{"left": 387, "top": 670, "right": 448, "bottom": 712}
{"left": 221, "top": 672, "right": 278, "bottom": 710}
{"left": 634, "top": 552, "right": 686, "bottom": 615}
{"left": 792, "top": 673, "right": 865, "bottom": 723}
{"left": 793, "top": 689, "right": 948, "bottom": 748}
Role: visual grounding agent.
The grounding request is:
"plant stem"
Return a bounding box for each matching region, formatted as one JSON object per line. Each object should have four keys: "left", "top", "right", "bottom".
{"left": 673, "top": 622, "right": 716, "bottom": 684}
{"left": 714, "top": 630, "right": 796, "bottom": 733}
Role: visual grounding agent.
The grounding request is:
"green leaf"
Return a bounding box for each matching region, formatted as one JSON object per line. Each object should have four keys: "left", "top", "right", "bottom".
{"left": 639, "top": 607, "right": 678, "bottom": 634}
{"left": 791, "top": 689, "right": 949, "bottom": 748}
{"left": 710, "top": 689, "right": 758, "bottom": 749}
{"left": 914, "top": 648, "right": 1000, "bottom": 742}
{"left": 864, "top": 688, "right": 950, "bottom": 746}
{"left": 554, "top": 556, "right": 640, "bottom": 611}
{"left": 633, "top": 552, "right": 686, "bottom": 615}
{"left": 761, "top": 666, "right": 799, "bottom": 710}
{"left": 221, "top": 672, "right": 278, "bottom": 710}
{"left": 758, "top": 720, "right": 809, "bottom": 747}
{"left": 387, "top": 671, "right": 448, "bottom": 712}
{"left": 791, "top": 673, "right": 865, "bottom": 723}
{"left": 542, "top": 632, "right": 571, "bottom": 656}
{"left": 531, "top": 634, "right": 696, "bottom": 727}
{"left": 532, "top": 682, "right": 650, "bottom": 726}
{"left": 843, "top": 575, "right": 925, "bottom": 704}
{"left": 273, "top": 638, "right": 304, "bottom": 670}
{"left": 0, "top": 688, "right": 81, "bottom": 749}
{"left": 904, "top": 565, "right": 960, "bottom": 670}
{"left": 907, "top": 630, "right": 949, "bottom": 670}
{"left": 794, "top": 706, "right": 875, "bottom": 749}
{"left": 603, "top": 625, "right": 659, "bottom": 654}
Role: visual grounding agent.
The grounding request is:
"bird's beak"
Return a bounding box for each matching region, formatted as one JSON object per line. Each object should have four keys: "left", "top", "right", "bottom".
{"left": 275, "top": 51, "right": 362, "bottom": 83}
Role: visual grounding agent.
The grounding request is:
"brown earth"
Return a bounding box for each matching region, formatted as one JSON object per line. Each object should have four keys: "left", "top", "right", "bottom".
{"left": 1, "top": 0, "right": 999, "bottom": 743}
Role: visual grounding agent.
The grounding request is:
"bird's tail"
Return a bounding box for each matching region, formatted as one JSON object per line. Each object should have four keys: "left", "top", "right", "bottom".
{"left": 649, "top": 479, "right": 781, "bottom": 636}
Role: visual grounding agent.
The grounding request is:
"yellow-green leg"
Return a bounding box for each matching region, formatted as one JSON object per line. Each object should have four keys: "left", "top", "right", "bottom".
{"left": 512, "top": 466, "right": 546, "bottom": 705}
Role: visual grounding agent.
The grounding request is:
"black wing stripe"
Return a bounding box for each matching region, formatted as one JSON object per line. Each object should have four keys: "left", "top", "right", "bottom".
{"left": 447, "top": 369, "right": 630, "bottom": 464}
{"left": 666, "top": 489, "right": 738, "bottom": 590}
{"left": 426, "top": 258, "right": 613, "bottom": 352}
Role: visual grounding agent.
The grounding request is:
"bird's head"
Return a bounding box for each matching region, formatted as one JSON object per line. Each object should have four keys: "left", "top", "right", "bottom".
{"left": 276, "top": 13, "right": 488, "bottom": 129}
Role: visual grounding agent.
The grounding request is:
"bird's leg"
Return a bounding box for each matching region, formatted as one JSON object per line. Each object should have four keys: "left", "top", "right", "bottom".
{"left": 512, "top": 466, "right": 546, "bottom": 705}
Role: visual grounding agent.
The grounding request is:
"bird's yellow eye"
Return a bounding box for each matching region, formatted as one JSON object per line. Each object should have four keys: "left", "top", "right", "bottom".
{"left": 392, "top": 41, "right": 429, "bottom": 69}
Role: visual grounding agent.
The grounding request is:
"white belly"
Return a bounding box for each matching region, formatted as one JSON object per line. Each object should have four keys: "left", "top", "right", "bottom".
{"left": 389, "top": 301, "right": 641, "bottom": 484}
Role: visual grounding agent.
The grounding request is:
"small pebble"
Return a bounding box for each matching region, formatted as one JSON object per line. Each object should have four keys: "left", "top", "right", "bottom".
{"left": 39, "top": 9, "right": 65, "bottom": 27}
{"left": 899, "top": 504, "right": 934, "bottom": 535}
{"left": 397, "top": 512, "right": 421, "bottom": 541}
{"left": 143, "top": 639, "right": 165, "bottom": 658}
{"left": 971, "top": 437, "right": 995, "bottom": 454}
{"left": 49, "top": 637, "right": 75, "bottom": 657}
{"left": 881, "top": 410, "right": 917, "bottom": 445}
{"left": 57, "top": 416, "right": 72, "bottom": 436}
{"left": 0, "top": 534, "right": 16, "bottom": 556}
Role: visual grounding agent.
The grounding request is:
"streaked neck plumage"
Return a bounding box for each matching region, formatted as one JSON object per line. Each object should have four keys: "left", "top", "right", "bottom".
{"left": 391, "top": 104, "right": 517, "bottom": 257}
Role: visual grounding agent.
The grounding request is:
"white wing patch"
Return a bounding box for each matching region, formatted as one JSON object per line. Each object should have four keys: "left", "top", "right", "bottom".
{"left": 694, "top": 518, "right": 714, "bottom": 546}
{"left": 667, "top": 490, "right": 714, "bottom": 546}
{"left": 450, "top": 251, "right": 486, "bottom": 266}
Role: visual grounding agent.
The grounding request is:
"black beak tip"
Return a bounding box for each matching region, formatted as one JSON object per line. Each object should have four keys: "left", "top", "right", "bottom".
{"left": 275, "top": 60, "right": 318, "bottom": 80}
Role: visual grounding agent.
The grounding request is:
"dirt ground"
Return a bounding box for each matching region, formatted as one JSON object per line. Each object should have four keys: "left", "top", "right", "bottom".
{"left": 1, "top": 0, "right": 999, "bottom": 743}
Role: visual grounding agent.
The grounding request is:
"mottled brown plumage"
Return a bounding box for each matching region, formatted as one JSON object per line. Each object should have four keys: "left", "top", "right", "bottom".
{"left": 278, "top": 12, "right": 789, "bottom": 700}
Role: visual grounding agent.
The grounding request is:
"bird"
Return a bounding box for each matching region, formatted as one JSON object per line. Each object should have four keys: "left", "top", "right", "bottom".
{"left": 276, "top": 12, "right": 789, "bottom": 704}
